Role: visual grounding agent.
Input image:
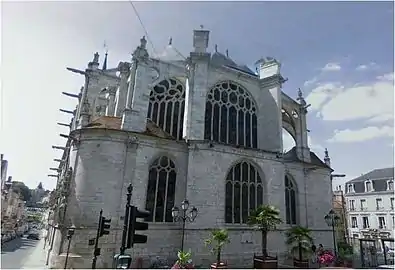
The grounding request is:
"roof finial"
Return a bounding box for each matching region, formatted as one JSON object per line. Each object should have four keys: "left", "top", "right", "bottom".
{"left": 102, "top": 52, "right": 108, "bottom": 70}
{"left": 200, "top": 24, "right": 204, "bottom": 29}
{"left": 324, "top": 148, "right": 331, "bottom": 167}
{"left": 296, "top": 88, "right": 307, "bottom": 106}
{"left": 140, "top": 36, "right": 147, "bottom": 49}
{"left": 93, "top": 52, "right": 99, "bottom": 63}
{"left": 215, "top": 44, "right": 218, "bottom": 52}
{"left": 168, "top": 37, "right": 172, "bottom": 45}
{"left": 102, "top": 41, "right": 108, "bottom": 70}
{"left": 226, "top": 49, "right": 229, "bottom": 58}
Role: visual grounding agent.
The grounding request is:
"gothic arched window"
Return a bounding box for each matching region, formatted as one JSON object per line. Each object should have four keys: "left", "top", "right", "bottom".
{"left": 147, "top": 78, "right": 185, "bottom": 140}
{"left": 285, "top": 175, "right": 297, "bottom": 225}
{"left": 204, "top": 81, "right": 258, "bottom": 148}
{"left": 225, "top": 161, "right": 263, "bottom": 224}
{"left": 145, "top": 156, "right": 177, "bottom": 222}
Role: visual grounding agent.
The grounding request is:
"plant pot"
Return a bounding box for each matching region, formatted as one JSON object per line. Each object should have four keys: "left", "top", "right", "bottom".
{"left": 253, "top": 254, "right": 278, "bottom": 269}
{"left": 211, "top": 262, "right": 227, "bottom": 269}
{"left": 293, "top": 258, "right": 309, "bottom": 268}
{"left": 171, "top": 263, "right": 194, "bottom": 269}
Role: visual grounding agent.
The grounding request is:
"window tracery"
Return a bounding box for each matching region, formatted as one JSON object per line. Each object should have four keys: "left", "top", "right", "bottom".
{"left": 145, "top": 156, "right": 176, "bottom": 222}
{"left": 147, "top": 78, "right": 185, "bottom": 140}
{"left": 225, "top": 161, "right": 263, "bottom": 224}
{"left": 285, "top": 175, "right": 297, "bottom": 225}
{"left": 204, "top": 81, "right": 258, "bottom": 148}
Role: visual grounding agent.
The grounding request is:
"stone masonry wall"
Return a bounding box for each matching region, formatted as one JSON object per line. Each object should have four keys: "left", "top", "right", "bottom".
{"left": 49, "top": 128, "right": 333, "bottom": 268}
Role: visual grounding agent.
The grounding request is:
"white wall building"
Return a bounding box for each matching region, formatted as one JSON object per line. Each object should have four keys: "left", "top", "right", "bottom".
{"left": 345, "top": 167, "right": 394, "bottom": 249}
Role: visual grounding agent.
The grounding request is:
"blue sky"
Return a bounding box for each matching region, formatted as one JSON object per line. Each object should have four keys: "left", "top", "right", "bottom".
{"left": 1, "top": 1, "right": 394, "bottom": 190}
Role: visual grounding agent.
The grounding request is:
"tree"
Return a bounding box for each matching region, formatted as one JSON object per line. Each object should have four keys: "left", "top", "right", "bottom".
{"left": 11, "top": 181, "right": 32, "bottom": 202}
{"left": 204, "top": 229, "right": 230, "bottom": 265}
{"left": 285, "top": 226, "right": 313, "bottom": 261}
{"left": 247, "top": 205, "right": 282, "bottom": 258}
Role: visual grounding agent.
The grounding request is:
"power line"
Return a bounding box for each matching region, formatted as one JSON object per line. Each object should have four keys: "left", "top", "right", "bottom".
{"left": 128, "top": 1, "right": 157, "bottom": 55}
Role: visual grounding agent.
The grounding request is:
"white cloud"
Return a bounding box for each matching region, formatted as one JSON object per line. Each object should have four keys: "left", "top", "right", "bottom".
{"left": 282, "top": 129, "right": 295, "bottom": 152}
{"left": 328, "top": 126, "right": 394, "bottom": 143}
{"left": 319, "top": 80, "right": 394, "bottom": 121}
{"left": 377, "top": 72, "right": 394, "bottom": 81}
{"left": 305, "top": 83, "right": 344, "bottom": 111}
{"left": 322, "top": 62, "right": 341, "bottom": 72}
{"left": 308, "top": 135, "right": 325, "bottom": 153}
{"left": 367, "top": 113, "right": 394, "bottom": 123}
{"left": 356, "top": 62, "right": 378, "bottom": 71}
{"left": 304, "top": 77, "right": 318, "bottom": 87}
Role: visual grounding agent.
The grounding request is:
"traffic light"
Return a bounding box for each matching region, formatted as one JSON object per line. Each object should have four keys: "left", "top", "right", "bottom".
{"left": 99, "top": 216, "right": 111, "bottom": 237}
{"left": 126, "top": 206, "right": 150, "bottom": 248}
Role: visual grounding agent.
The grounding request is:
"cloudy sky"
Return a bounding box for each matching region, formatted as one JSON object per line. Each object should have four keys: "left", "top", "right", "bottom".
{"left": 1, "top": 1, "right": 394, "bottom": 190}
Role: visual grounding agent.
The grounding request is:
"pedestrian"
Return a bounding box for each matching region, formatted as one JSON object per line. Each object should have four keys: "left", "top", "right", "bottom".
{"left": 317, "top": 244, "right": 324, "bottom": 256}
{"left": 311, "top": 244, "right": 317, "bottom": 264}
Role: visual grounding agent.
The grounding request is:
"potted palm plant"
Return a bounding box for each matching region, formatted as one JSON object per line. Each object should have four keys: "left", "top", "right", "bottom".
{"left": 205, "top": 228, "right": 230, "bottom": 269}
{"left": 335, "top": 242, "right": 353, "bottom": 268}
{"left": 172, "top": 250, "right": 194, "bottom": 269}
{"left": 247, "top": 205, "right": 282, "bottom": 269}
{"left": 285, "top": 226, "right": 313, "bottom": 268}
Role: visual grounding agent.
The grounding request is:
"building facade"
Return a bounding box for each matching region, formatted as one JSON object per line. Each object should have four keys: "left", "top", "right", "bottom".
{"left": 48, "top": 29, "right": 334, "bottom": 268}
{"left": 345, "top": 168, "right": 395, "bottom": 249}
{"left": 333, "top": 187, "right": 348, "bottom": 243}
{"left": 2, "top": 178, "right": 26, "bottom": 233}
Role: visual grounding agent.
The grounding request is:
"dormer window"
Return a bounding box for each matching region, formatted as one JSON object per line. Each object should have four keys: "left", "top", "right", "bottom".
{"left": 387, "top": 180, "right": 394, "bottom": 191}
{"left": 365, "top": 181, "right": 373, "bottom": 192}
{"left": 347, "top": 184, "right": 354, "bottom": 193}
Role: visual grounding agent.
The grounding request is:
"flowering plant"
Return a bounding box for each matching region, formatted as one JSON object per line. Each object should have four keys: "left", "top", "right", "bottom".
{"left": 318, "top": 250, "right": 335, "bottom": 265}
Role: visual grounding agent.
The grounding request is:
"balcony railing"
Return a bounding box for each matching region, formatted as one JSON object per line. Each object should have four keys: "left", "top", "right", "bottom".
{"left": 363, "top": 225, "right": 370, "bottom": 229}
{"left": 376, "top": 206, "right": 384, "bottom": 211}
{"left": 349, "top": 207, "right": 356, "bottom": 211}
{"left": 360, "top": 207, "right": 368, "bottom": 211}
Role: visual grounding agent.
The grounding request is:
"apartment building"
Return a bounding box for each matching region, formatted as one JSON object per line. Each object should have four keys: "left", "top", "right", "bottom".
{"left": 344, "top": 167, "right": 394, "bottom": 249}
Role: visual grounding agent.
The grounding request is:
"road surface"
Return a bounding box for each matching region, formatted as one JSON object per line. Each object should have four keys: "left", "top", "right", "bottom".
{"left": 1, "top": 235, "right": 42, "bottom": 269}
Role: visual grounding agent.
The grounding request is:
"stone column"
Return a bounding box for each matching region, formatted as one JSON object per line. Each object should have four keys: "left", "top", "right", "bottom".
{"left": 256, "top": 58, "right": 286, "bottom": 152}
{"left": 114, "top": 62, "right": 131, "bottom": 116}
{"left": 121, "top": 36, "right": 151, "bottom": 132}
{"left": 121, "top": 62, "right": 151, "bottom": 132}
{"left": 183, "top": 53, "right": 210, "bottom": 140}
{"left": 105, "top": 86, "right": 117, "bottom": 116}
{"left": 295, "top": 90, "right": 310, "bottom": 162}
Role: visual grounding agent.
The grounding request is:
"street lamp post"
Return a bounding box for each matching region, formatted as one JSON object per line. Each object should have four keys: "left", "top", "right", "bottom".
{"left": 171, "top": 200, "right": 198, "bottom": 252}
{"left": 324, "top": 209, "right": 341, "bottom": 257}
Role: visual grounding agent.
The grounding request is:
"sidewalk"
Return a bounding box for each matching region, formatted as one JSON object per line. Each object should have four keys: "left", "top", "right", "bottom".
{"left": 20, "top": 232, "right": 48, "bottom": 269}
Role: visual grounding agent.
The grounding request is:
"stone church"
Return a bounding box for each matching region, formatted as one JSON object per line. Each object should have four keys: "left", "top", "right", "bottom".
{"left": 47, "top": 28, "right": 334, "bottom": 268}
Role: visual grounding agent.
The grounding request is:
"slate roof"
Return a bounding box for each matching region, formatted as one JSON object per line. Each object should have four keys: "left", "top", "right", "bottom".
{"left": 211, "top": 52, "right": 257, "bottom": 76}
{"left": 283, "top": 146, "right": 332, "bottom": 171}
{"left": 345, "top": 167, "right": 394, "bottom": 194}
{"left": 346, "top": 167, "right": 394, "bottom": 183}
